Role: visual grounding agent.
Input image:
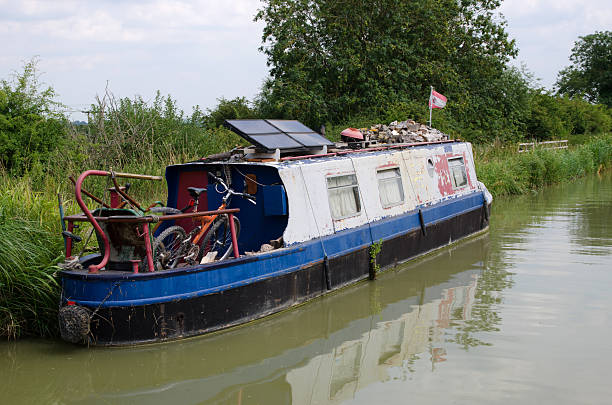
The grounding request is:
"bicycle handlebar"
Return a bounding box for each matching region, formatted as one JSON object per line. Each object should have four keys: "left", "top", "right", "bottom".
{"left": 208, "top": 172, "right": 224, "bottom": 185}
{"left": 230, "top": 191, "right": 257, "bottom": 204}
{"left": 208, "top": 172, "right": 256, "bottom": 205}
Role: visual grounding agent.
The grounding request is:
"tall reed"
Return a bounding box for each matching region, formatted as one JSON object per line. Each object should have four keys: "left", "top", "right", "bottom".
{"left": 0, "top": 176, "right": 64, "bottom": 338}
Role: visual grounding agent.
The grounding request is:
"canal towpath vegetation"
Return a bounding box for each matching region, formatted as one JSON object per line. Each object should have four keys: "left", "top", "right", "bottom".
{"left": 1, "top": 6, "right": 612, "bottom": 338}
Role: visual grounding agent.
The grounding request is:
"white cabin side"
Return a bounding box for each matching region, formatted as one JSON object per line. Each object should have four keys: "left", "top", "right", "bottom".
{"left": 347, "top": 151, "right": 419, "bottom": 224}
{"left": 278, "top": 142, "right": 481, "bottom": 245}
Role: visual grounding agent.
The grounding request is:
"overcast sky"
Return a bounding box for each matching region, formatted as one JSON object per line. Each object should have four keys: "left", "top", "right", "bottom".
{"left": 1, "top": 0, "right": 611, "bottom": 120}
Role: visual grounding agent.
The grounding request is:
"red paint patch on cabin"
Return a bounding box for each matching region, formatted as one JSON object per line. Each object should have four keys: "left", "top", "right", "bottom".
{"left": 175, "top": 170, "right": 208, "bottom": 233}
{"left": 434, "top": 152, "right": 474, "bottom": 196}
{"left": 434, "top": 155, "right": 454, "bottom": 196}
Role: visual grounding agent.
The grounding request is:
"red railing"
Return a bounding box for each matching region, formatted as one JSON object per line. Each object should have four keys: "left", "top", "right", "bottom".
{"left": 68, "top": 170, "right": 240, "bottom": 273}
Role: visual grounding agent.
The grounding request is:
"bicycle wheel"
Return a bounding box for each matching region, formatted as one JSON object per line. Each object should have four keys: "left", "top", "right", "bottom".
{"left": 199, "top": 215, "right": 241, "bottom": 261}
{"left": 153, "top": 225, "right": 187, "bottom": 270}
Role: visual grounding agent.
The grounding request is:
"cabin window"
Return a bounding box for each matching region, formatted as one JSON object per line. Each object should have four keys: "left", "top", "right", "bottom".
{"left": 377, "top": 168, "right": 404, "bottom": 208}
{"left": 327, "top": 174, "right": 361, "bottom": 219}
{"left": 448, "top": 157, "right": 468, "bottom": 188}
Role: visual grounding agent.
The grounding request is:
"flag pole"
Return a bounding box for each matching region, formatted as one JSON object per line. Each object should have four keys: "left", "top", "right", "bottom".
{"left": 429, "top": 86, "right": 433, "bottom": 127}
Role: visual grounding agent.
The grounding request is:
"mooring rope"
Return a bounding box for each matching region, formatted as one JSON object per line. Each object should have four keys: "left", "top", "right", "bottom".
{"left": 298, "top": 165, "right": 328, "bottom": 259}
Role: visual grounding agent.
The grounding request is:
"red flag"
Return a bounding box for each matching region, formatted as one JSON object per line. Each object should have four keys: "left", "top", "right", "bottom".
{"left": 429, "top": 89, "right": 447, "bottom": 109}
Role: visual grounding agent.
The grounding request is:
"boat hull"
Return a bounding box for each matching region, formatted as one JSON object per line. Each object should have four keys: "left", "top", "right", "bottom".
{"left": 60, "top": 193, "right": 489, "bottom": 346}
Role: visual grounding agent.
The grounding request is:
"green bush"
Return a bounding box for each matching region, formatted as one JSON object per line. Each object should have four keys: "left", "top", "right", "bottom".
{"left": 555, "top": 96, "right": 612, "bottom": 135}
{"left": 582, "top": 104, "right": 612, "bottom": 133}
{"left": 0, "top": 60, "right": 67, "bottom": 175}
{"left": 526, "top": 92, "right": 569, "bottom": 140}
{"left": 80, "top": 90, "right": 206, "bottom": 169}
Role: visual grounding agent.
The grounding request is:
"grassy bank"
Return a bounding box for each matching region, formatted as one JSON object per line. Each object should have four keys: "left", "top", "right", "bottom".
{"left": 0, "top": 177, "right": 64, "bottom": 338}
{"left": 475, "top": 134, "right": 612, "bottom": 197}
{"left": 1, "top": 134, "right": 611, "bottom": 340}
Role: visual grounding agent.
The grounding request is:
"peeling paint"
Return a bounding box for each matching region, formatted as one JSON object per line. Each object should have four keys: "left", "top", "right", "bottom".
{"left": 279, "top": 142, "right": 480, "bottom": 245}
{"left": 434, "top": 154, "right": 453, "bottom": 196}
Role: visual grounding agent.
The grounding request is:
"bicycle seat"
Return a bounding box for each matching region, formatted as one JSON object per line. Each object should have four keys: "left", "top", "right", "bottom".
{"left": 187, "top": 187, "right": 207, "bottom": 199}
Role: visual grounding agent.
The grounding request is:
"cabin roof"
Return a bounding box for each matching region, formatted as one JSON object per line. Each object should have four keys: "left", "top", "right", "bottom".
{"left": 167, "top": 139, "right": 465, "bottom": 171}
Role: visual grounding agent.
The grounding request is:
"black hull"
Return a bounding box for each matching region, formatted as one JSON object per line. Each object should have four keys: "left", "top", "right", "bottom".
{"left": 85, "top": 204, "right": 489, "bottom": 346}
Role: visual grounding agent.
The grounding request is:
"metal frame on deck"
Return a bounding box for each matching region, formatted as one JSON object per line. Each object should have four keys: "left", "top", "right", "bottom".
{"left": 66, "top": 170, "right": 240, "bottom": 274}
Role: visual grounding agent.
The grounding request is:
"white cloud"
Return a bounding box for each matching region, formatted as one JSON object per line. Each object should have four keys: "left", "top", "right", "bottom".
{"left": 0, "top": 0, "right": 267, "bottom": 119}
{"left": 2, "top": 0, "right": 261, "bottom": 43}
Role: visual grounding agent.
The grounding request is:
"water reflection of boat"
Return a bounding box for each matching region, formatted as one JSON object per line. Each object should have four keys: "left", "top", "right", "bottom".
{"left": 287, "top": 276, "right": 477, "bottom": 404}
{"left": 0, "top": 233, "right": 489, "bottom": 404}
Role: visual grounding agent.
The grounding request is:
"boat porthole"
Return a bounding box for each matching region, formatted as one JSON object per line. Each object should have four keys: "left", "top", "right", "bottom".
{"left": 427, "top": 158, "right": 435, "bottom": 176}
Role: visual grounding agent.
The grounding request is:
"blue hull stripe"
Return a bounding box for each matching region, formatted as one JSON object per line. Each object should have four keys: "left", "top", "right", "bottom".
{"left": 62, "top": 192, "right": 485, "bottom": 307}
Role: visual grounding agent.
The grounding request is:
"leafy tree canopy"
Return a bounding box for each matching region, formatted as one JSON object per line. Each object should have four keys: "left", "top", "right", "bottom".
{"left": 0, "top": 59, "right": 66, "bottom": 174}
{"left": 255, "top": 0, "right": 518, "bottom": 135}
{"left": 556, "top": 31, "right": 612, "bottom": 106}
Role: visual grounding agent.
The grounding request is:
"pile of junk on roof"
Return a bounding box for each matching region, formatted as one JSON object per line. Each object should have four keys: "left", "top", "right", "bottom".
{"left": 202, "top": 118, "right": 450, "bottom": 163}
{"left": 339, "top": 119, "right": 449, "bottom": 145}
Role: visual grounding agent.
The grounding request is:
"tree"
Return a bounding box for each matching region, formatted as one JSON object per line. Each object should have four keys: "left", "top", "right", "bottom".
{"left": 556, "top": 31, "right": 612, "bottom": 106}
{"left": 255, "top": 0, "right": 518, "bottom": 134}
{"left": 0, "top": 59, "right": 66, "bottom": 174}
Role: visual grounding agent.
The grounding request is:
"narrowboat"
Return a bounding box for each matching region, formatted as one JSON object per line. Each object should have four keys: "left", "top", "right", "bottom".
{"left": 57, "top": 119, "right": 492, "bottom": 346}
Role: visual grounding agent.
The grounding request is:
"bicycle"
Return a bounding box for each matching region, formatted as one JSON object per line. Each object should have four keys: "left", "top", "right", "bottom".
{"left": 152, "top": 172, "right": 256, "bottom": 270}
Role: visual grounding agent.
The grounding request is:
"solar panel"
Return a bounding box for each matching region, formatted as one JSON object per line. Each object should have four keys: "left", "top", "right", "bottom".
{"left": 249, "top": 134, "right": 303, "bottom": 150}
{"left": 225, "top": 120, "right": 280, "bottom": 135}
{"left": 224, "top": 119, "right": 333, "bottom": 151}
{"left": 266, "top": 120, "right": 314, "bottom": 133}
{"left": 289, "top": 132, "right": 333, "bottom": 147}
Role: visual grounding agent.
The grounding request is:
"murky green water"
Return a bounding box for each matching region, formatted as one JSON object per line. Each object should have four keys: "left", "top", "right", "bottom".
{"left": 2, "top": 172, "right": 612, "bottom": 405}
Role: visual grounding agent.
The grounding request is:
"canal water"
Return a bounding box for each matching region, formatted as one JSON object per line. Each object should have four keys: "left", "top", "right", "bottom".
{"left": 2, "top": 172, "right": 611, "bottom": 405}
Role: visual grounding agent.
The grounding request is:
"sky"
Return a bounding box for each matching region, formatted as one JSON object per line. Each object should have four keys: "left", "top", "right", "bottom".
{"left": 1, "top": 0, "right": 611, "bottom": 120}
